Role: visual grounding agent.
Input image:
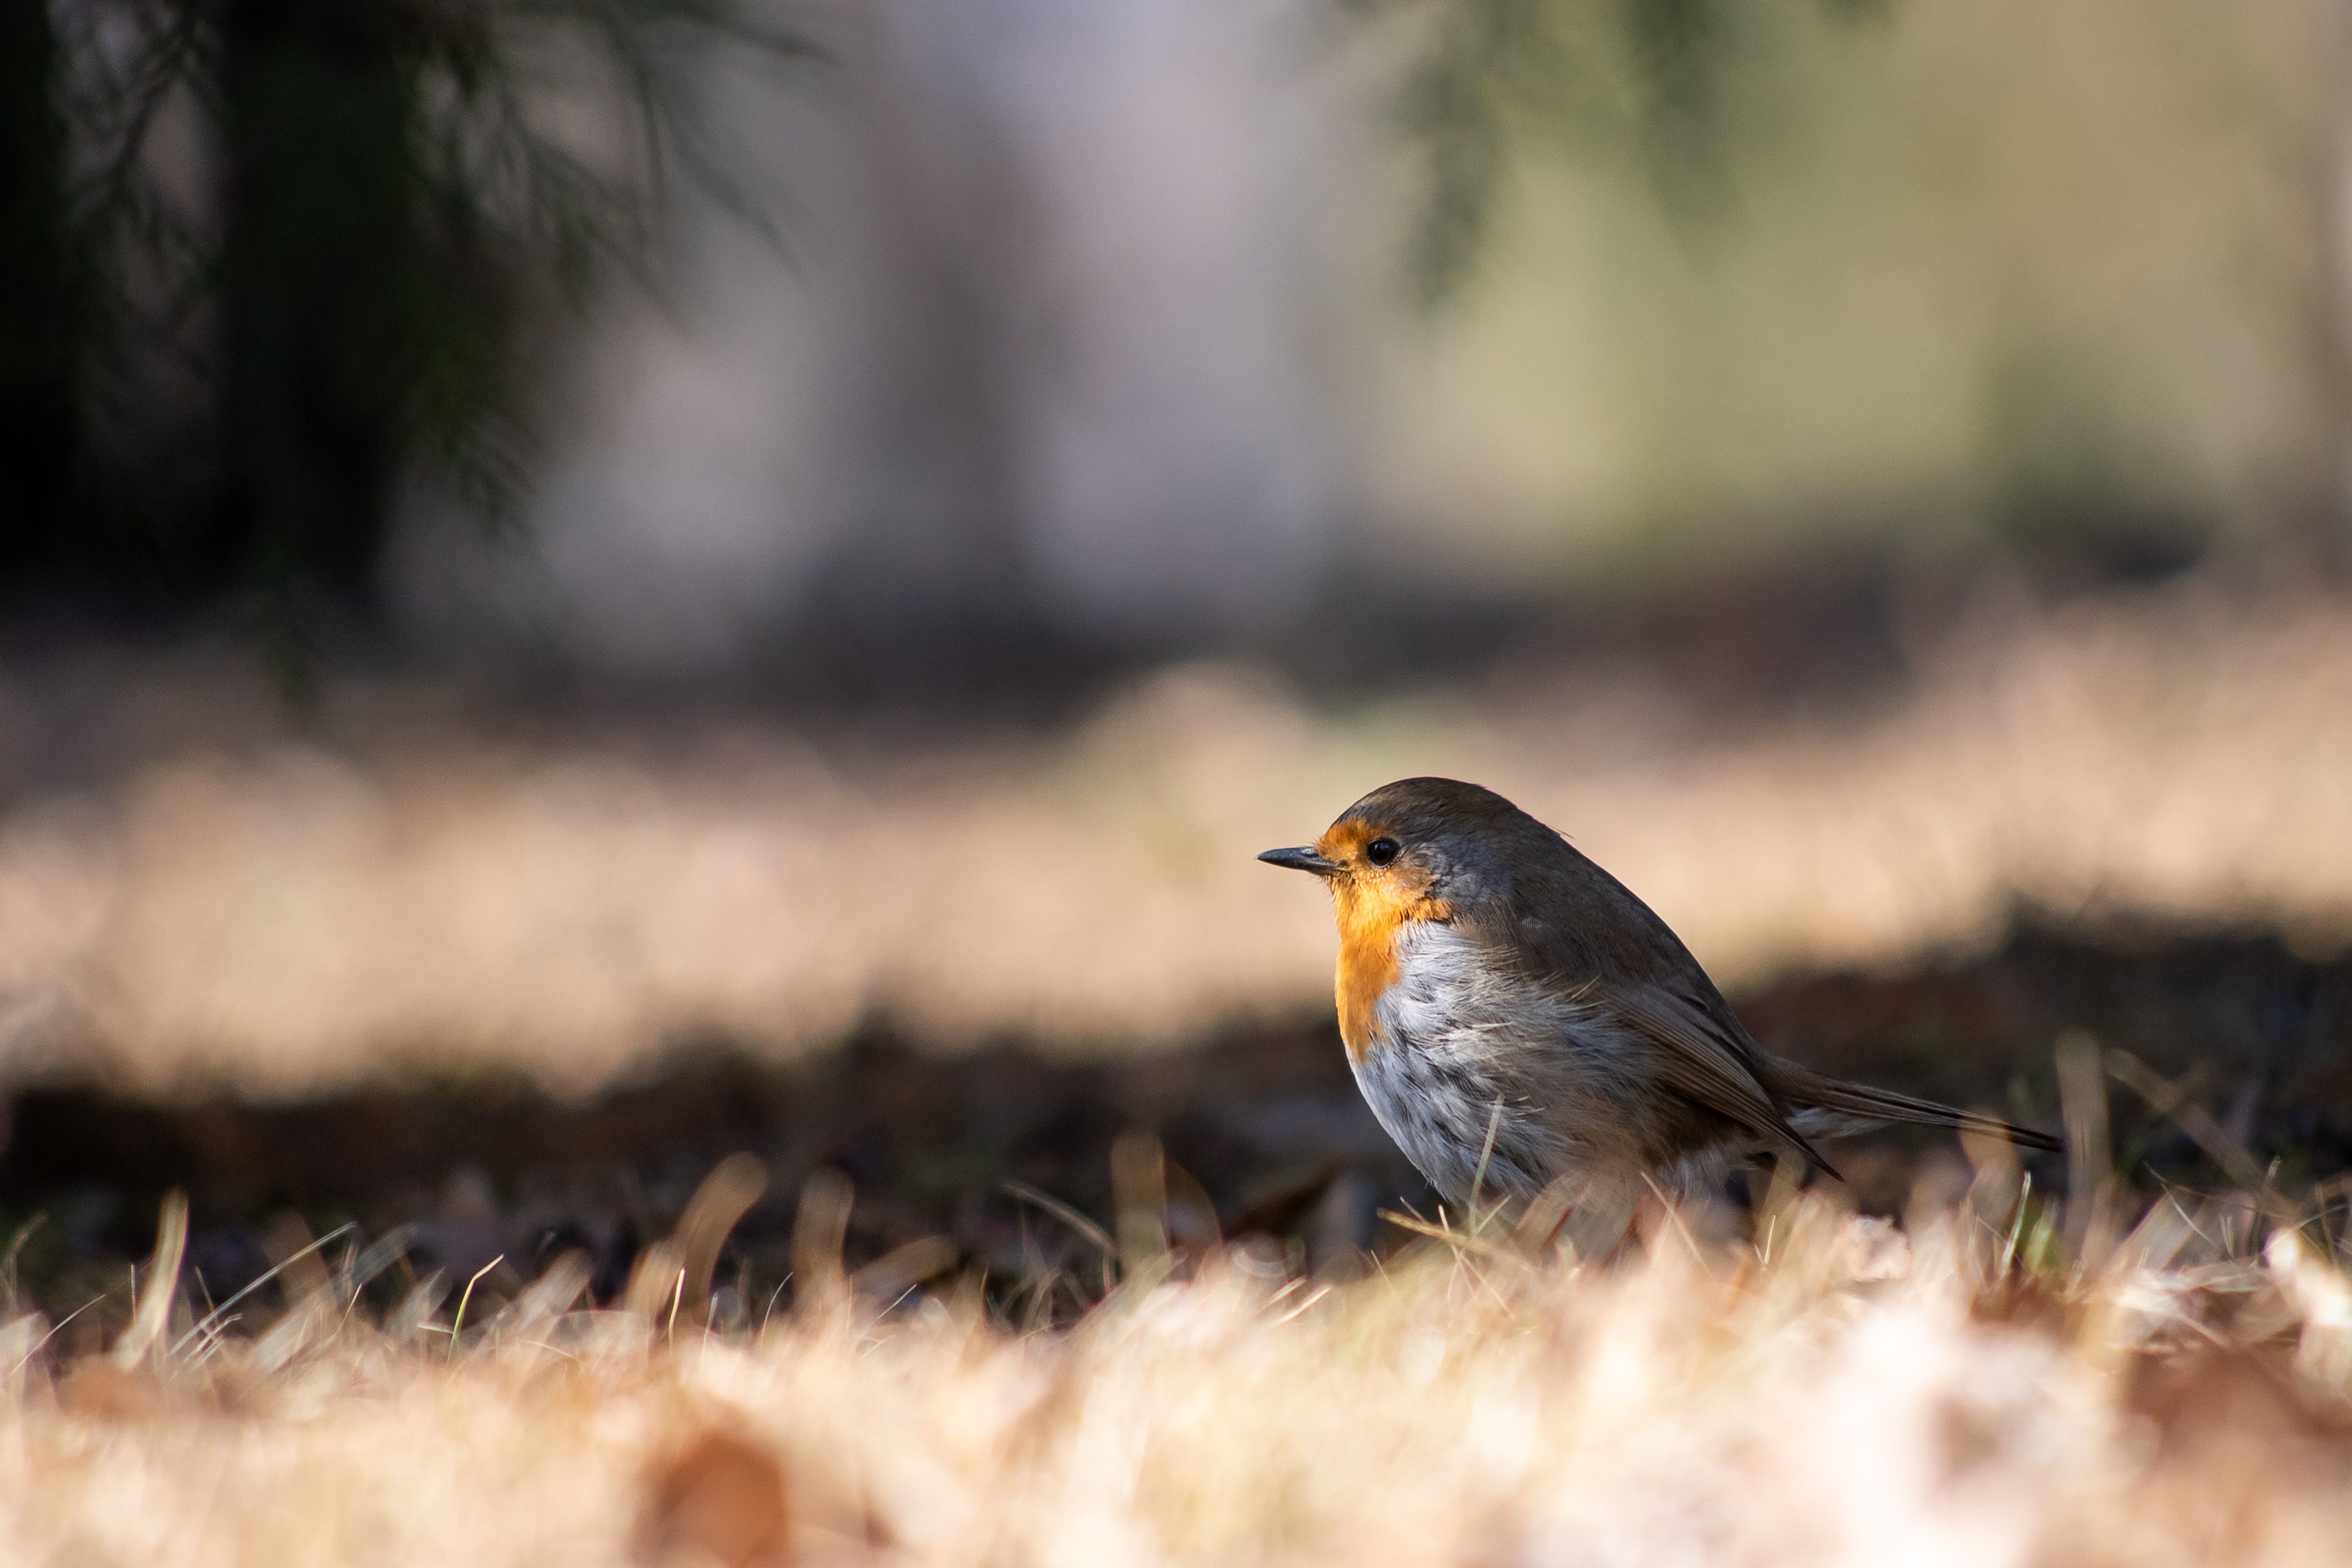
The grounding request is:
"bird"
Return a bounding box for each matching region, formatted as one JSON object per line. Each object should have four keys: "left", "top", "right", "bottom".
{"left": 1259, "top": 777, "right": 2061, "bottom": 1213}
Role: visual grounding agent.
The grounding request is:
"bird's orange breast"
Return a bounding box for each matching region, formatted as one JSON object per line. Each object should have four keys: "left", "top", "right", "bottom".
{"left": 1329, "top": 879, "right": 1452, "bottom": 1063}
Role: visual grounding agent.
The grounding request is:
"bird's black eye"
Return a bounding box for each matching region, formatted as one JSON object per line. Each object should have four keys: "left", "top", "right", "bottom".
{"left": 1365, "top": 837, "right": 1400, "bottom": 866}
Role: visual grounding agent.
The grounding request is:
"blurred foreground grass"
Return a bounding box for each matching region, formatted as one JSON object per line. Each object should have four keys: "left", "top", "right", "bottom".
{"left": 1, "top": 574, "right": 2348, "bottom": 1096}
{"left": 6, "top": 1147, "right": 2352, "bottom": 1567}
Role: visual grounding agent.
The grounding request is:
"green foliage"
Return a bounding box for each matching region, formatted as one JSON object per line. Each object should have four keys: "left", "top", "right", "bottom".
{"left": 1391, "top": 0, "right": 1560, "bottom": 308}
{"left": 1382, "top": 0, "right": 1879, "bottom": 305}
{"left": 3, "top": 0, "right": 815, "bottom": 627}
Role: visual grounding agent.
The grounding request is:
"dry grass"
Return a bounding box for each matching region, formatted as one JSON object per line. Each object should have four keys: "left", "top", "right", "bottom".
{"left": 2, "top": 577, "right": 2350, "bottom": 1096}
{"left": 7, "top": 1154, "right": 2352, "bottom": 1567}
{"left": 4, "top": 576, "right": 2349, "bottom": 1563}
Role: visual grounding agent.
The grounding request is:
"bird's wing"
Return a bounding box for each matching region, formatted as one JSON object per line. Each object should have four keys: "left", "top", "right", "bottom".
{"left": 1604, "top": 983, "right": 1842, "bottom": 1177}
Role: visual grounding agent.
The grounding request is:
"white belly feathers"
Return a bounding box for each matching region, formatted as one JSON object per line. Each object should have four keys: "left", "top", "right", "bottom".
{"left": 1349, "top": 920, "right": 1644, "bottom": 1205}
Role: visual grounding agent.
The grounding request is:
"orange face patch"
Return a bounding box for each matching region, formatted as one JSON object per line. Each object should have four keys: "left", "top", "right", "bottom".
{"left": 1316, "top": 821, "right": 1452, "bottom": 1062}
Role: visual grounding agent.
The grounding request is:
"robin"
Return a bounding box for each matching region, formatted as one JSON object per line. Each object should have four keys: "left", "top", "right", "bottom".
{"left": 1260, "top": 777, "right": 2060, "bottom": 1210}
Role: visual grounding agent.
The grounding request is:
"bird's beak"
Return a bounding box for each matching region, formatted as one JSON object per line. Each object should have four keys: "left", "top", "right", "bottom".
{"left": 1258, "top": 845, "right": 1341, "bottom": 877}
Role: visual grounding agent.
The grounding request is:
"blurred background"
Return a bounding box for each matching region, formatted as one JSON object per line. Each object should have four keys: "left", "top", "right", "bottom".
{"left": 4, "top": 0, "right": 2352, "bottom": 1303}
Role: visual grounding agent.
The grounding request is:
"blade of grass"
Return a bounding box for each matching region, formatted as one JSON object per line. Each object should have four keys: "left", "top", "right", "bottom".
{"left": 112, "top": 1189, "right": 188, "bottom": 1369}
{"left": 448, "top": 1256, "right": 506, "bottom": 1359}
{"left": 172, "top": 1222, "right": 357, "bottom": 1359}
{"left": 1003, "top": 1182, "right": 1115, "bottom": 1261}
{"left": 2106, "top": 1049, "right": 2281, "bottom": 1213}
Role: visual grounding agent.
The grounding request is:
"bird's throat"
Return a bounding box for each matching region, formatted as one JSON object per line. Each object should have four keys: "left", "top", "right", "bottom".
{"left": 1331, "top": 880, "right": 1452, "bottom": 1063}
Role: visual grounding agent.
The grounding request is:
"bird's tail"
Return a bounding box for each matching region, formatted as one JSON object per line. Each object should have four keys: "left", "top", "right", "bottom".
{"left": 1773, "top": 1061, "right": 2063, "bottom": 1154}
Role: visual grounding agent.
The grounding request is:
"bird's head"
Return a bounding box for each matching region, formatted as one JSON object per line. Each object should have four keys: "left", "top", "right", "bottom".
{"left": 1258, "top": 777, "right": 1533, "bottom": 927}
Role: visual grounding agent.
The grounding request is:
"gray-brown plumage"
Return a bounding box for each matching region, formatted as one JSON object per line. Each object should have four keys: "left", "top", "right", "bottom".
{"left": 1260, "top": 777, "right": 2059, "bottom": 1207}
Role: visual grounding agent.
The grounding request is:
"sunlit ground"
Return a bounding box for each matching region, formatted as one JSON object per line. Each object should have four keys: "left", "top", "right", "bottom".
{"left": 8, "top": 1171, "right": 2352, "bottom": 1568}
{"left": 3, "top": 574, "right": 2347, "bottom": 1098}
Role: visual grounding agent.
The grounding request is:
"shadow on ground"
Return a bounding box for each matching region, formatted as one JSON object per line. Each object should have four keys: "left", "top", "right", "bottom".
{"left": 2, "top": 914, "right": 2347, "bottom": 1339}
